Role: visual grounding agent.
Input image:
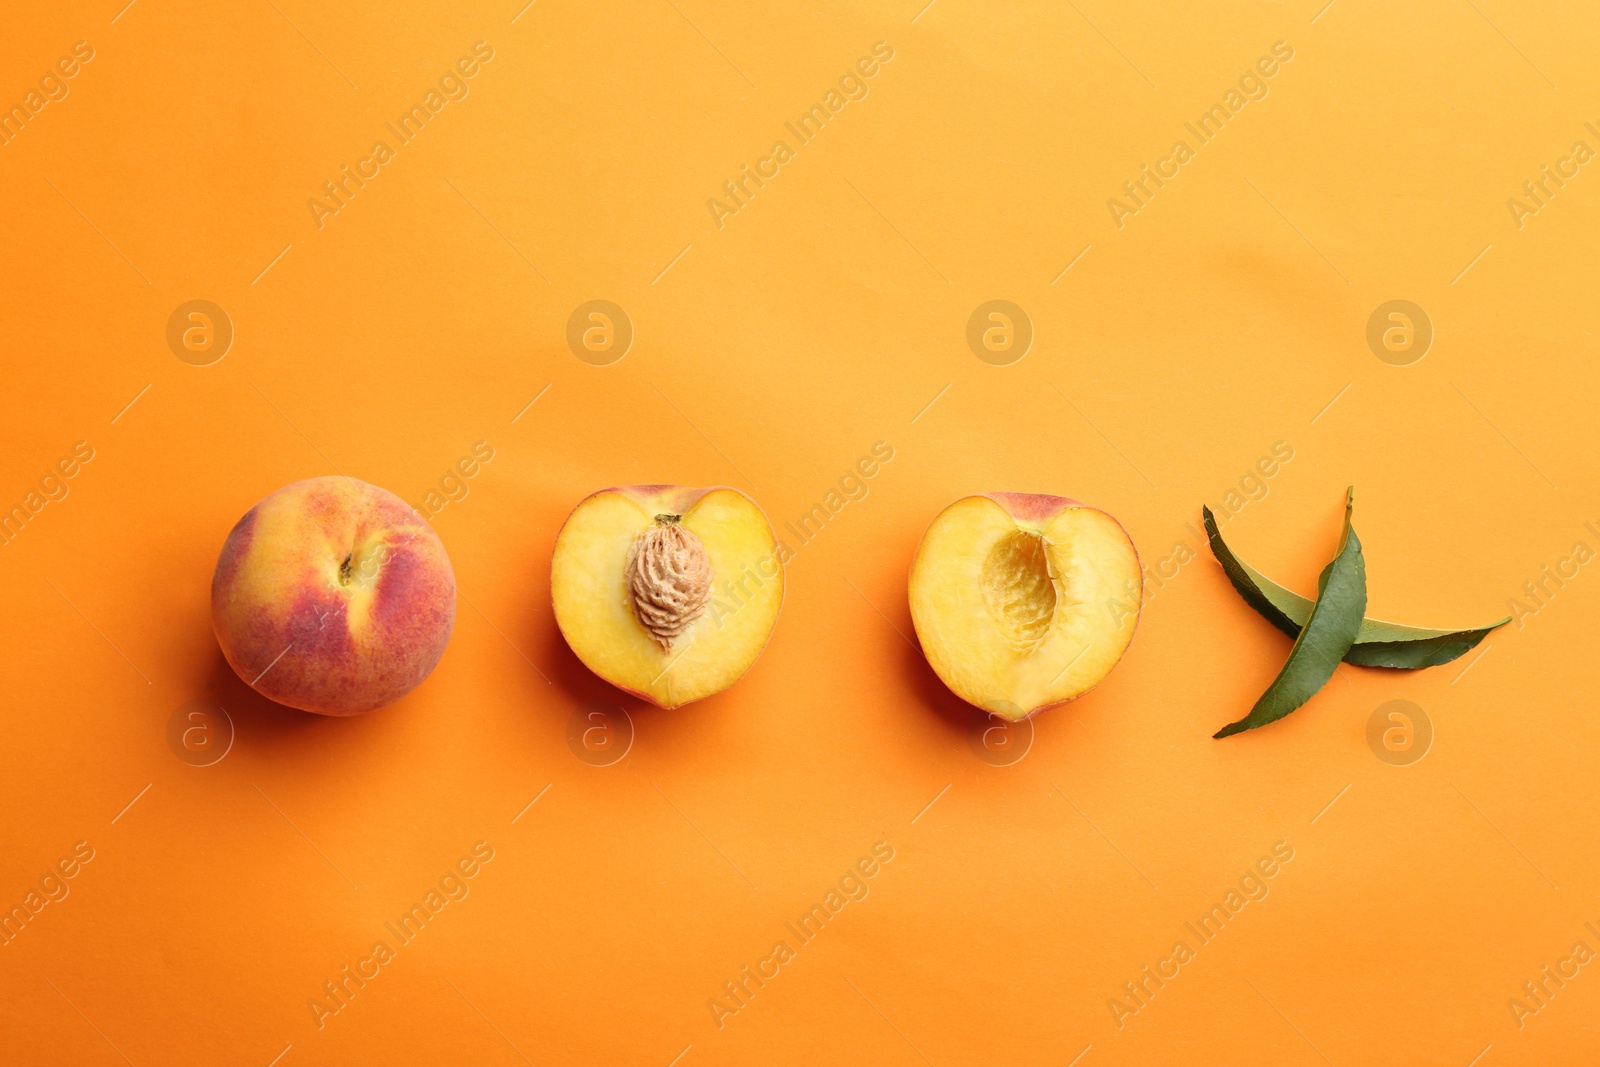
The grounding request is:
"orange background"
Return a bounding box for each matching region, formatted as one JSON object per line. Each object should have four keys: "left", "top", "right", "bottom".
{"left": 3, "top": 0, "right": 1598, "bottom": 1063}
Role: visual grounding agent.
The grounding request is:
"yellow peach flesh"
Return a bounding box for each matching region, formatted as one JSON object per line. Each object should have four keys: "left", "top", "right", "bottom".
{"left": 909, "top": 494, "right": 1141, "bottom": 719}
{"left": 551, "top": 486, "right": 783, "bottom": 709}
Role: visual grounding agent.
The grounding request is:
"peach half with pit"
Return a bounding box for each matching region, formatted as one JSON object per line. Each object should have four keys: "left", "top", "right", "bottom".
{"left": 908, "top": 493, "right": 1141, "bottom": 720}
{"left": 210, "top": 476, "right": 456, "bottom": 715}
{"left": 551, "top": 486, "right": 783, "bottom": 709}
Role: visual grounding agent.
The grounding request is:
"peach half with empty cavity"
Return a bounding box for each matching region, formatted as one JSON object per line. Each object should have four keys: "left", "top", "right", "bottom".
{"left": 908, "top": 493, "right": 1141, "bottom": 721}
{"left": 550, "top": 486, "right": 783, "bottom": 709}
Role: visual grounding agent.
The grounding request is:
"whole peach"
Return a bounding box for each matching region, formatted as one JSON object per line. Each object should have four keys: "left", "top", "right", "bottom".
{"left": 211, "top": 476, "right": 455, "bottom": 715}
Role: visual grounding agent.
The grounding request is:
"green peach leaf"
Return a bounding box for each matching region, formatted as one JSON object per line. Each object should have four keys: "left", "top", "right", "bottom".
{"left": 1214, "top": 489, "right": 1366, "bottom": 739}
{"left": 1202, "top": 506, "right": 1508, "bottom": 668}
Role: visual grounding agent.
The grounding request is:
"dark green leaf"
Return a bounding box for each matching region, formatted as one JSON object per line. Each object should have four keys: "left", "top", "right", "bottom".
{"left": 1202, "top": 506, "right": 1508, "bottom": 669}
{"left": 1214, "top": 489, "right": 1366, "bottom": 738}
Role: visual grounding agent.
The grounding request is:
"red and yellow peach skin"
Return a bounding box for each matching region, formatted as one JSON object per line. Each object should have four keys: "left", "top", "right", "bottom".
{"left": 211, "top": 476, "right": 456, "bottom": 715}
